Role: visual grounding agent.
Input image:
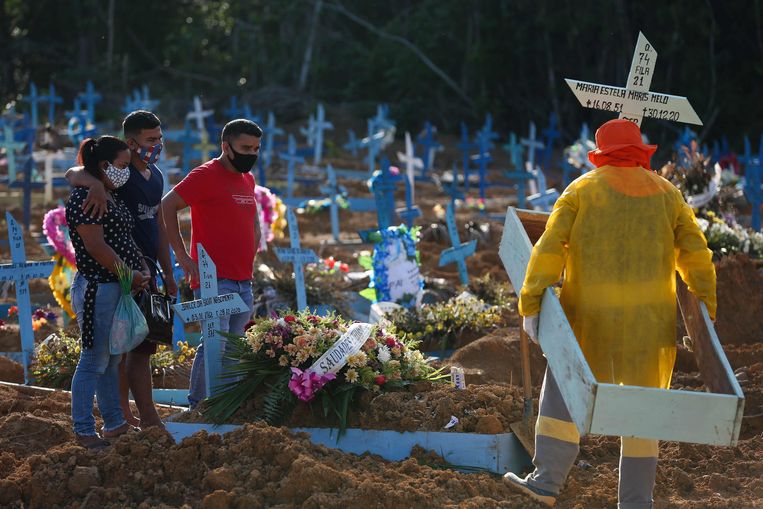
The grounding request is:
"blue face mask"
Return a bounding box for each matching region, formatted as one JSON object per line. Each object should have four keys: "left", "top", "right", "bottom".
{"left": 137, "top": 142, "right": 163, "bottom": 164}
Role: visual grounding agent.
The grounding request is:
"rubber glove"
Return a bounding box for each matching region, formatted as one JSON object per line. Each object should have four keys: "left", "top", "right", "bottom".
{"left": 523, "top": 315, "right": 539, "bottom": 344}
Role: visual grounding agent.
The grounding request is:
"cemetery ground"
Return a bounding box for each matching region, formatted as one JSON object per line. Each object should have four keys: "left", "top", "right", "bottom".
{"left": 1, "top": 135, "right": 763, "bottom": 507}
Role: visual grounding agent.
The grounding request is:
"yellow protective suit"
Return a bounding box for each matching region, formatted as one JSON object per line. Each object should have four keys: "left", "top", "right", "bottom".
{"left": 519, "top": 165, "right": 716, "bottom": 389}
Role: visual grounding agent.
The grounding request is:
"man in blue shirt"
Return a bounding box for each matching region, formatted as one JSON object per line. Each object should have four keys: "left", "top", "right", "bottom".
{"left": 66, "top": 110, "right": 176, "bottom": 429}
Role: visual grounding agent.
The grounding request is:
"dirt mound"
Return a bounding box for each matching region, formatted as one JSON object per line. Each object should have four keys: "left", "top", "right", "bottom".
{"left": 0, "top": 356, "right": 24, "bottom": 383}
{"left": 714, "top": 254, "right": 763, "bottom": 345}
{"left": 448, "top": 328, "right": 547, "bottom": 386}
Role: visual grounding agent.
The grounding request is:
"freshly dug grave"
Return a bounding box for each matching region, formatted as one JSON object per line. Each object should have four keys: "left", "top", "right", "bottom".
{"left": 0, "top": 356, "right": 23, "bottom": 383}
{"left": 1, "top": 380, "right": 762, "bottom": 509}
{"left": 713, "top": 254, "right": 763, "bottom": 346}
{"left": 177, "top": 382, "right": 526, "bottom": 435}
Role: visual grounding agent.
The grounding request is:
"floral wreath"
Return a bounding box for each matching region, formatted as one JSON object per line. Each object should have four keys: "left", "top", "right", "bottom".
{"left": 360, "top": 225, "right": 422, "bottom": 308}
{"left": 43, "top": 206, "right": 76, "bottom": 266}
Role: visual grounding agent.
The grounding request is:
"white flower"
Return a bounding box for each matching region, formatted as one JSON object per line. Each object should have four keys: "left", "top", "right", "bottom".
{"left": 696, "top": 218, "right": 709, "bottom": 232}
{"left": 277, "top": 318, "right": 286, "bottom": 327}
{"left": 377, "top": 345, "right": 391, "bottom": 363}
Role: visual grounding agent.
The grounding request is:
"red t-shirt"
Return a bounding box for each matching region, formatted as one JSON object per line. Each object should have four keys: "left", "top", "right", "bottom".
{"left": 174, "top": 159, "right": 258, "bottom": 288}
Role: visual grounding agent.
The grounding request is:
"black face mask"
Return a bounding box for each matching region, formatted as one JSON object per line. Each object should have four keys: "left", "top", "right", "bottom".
{"left": 227, "top": 145, "right": 258, "bottom": 173}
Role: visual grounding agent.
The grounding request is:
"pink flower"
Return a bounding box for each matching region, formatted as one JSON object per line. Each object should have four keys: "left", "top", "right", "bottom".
{"left": 288, "top": 368, "right": 336, "bottom": 403}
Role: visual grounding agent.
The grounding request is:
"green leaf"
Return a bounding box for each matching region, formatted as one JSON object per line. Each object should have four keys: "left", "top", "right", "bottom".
{"left": 359, "top": 287, "right": 377, "bottom": 301}
{"left": 358, "top": 254, "right": 374, "bottom": 271}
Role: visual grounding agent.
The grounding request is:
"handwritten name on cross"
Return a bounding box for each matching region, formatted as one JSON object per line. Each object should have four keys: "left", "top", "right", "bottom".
{"left": 438, "top": 203, "right": 476, "bottom": 285}
{"left": 187, "top": 96, "right": 214, "bottom": 132}
{"left": 566, "top": 32, "right": 702, "bottom": 127}
{"left": 22, "top": 83, "right": 41, "bottom": 128}
{"left": 274, "top": 207, "right": 319, "bottom": 311}
{"left": 172, "top": 245, "right": 247, "bottom": 397}
{"left": 0, "top": 212, "right": 55, "bottom": 383}
{"left": 527, "top": 167, "right": 560, "bottom": 212}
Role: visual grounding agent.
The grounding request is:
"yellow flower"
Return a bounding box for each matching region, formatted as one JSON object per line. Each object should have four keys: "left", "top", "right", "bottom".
{"left": 177, "top": 355, "right": 185, "bottom": 363}
{"left": 345, "top": 368, "right": 359, "bottom": 383}
{"left": 347, "top": 351, "right": 368, "bottom": 368}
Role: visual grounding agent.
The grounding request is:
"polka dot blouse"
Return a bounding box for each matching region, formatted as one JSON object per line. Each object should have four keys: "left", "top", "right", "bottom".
{"left": 66, "top": 187, "right": 143, "bottom": 348}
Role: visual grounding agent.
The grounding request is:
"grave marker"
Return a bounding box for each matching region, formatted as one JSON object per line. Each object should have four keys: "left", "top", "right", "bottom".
{"left": 521, "top": 122, "right": 545, "bottom": 175}
{"left": 541, "top": 112, "right": 561, "bottom": 166}
{"left": 396, "top": 132, "right": 423, "bottom": 199}
{"left": 565, "top": 32, "right": 702, "bottom": 126}
{"left": 274, "top": 207, "right": 319, "bottom": 311}
{"left": 502, "top": 132, "right": 524, "bottom": 171}
{"left": 22, "top": 83, "right": 41, "bottom": 128}
{"left": 438, "top": 203, "right": 476, "bottom": 285}
{"left": 745, "top": 159, "right": 762, "bottom": 231}
{"left": 416, "top": 121, "right": 442, "bottom": 178}
{"left": 0, "top": 212, "right": 55, "bottom": 383}
{"left": 172, "top": 245, "right": 248, "bottom": 398}
{"left": 472, "top": 130, "right": 494, "bottom": 202}
{"left": 186, "top": 96, "right": 213, "bottom": 132}
{"left": 193, "top": 130, "right": 216, "bottom": 164}
{"left": 262, "top": 111, "right": 284, "bottom": 169}
{"left": 527, "top": 167, "right": 560, "bottom": 212}
{"left": 396, "top": 170, "right": 421, "bottom": 228}
{"left": 311, "top": 103, "right": 334, "bottom": 165}
{"left": 362, "top": 120, "right": 385, "bottom": 174}
{"left": 77, "top": 81, "right": 101, "bottom": 125}
{"left": 279, "top": 134, "right": 305, "bottom": 200}
{"left": 40, "top": 83, "right": 63, "bottom": 124}
{"left": 458, "top": 122, "right": 478, "bottom": 190}
{"left": 446, "top": 162, "right": 465, "bottom": 207}
{"left": 0, "top": 125, "right": 25, "bottom": 182}
{"left": 320, "top": 164, "right": 343, "bottom": 242}
{"left": 344, "top": 129, "right": 361, "bottom": 156}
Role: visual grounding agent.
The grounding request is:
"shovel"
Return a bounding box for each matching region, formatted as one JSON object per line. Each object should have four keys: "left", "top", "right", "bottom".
{"left": 510, "top": 327, "right": 535, "bottom": 457}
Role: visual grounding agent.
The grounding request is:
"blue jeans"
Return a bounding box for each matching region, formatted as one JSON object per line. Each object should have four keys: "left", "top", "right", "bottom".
{"left": 188, "top": 279, "right": 254, "bottom": 408}
{"left": 70, "top": 272, "right": 127, "bottom": 436}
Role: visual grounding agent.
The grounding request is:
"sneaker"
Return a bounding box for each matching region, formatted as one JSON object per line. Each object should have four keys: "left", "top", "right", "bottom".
{"left": 75, "top": 434, "right": 110, "bottom": 450}
{"left": 502, "top": 472, "right": 557, "bottom": 507}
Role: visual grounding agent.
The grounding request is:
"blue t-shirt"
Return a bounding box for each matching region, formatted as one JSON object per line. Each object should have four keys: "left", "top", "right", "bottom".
{"left": 114, "top": 163, "right": 164, "bottom": 261}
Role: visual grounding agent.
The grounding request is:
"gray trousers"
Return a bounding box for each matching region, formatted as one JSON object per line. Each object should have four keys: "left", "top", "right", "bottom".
{"left": 526, "top": 368, "right": 658, "bottom": 509}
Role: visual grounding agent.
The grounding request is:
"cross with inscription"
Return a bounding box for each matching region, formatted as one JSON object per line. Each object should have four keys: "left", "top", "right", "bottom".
{"left": 438, "top": 203, "right": 476, "bottom": 285}
{"left": 274, "top": 207, "right": 320, "bottom": 311}
{"left": 172, "top": 244, "right": 247, "bottom": 397}
{"left": 0, "top": 212, "right": 55, "bottom": 383}
{"left": 566, "top": 32, "right": 702, "bottom": 126}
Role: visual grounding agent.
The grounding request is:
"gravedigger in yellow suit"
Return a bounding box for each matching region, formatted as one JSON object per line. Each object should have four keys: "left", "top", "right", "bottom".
{"left": 503, "top": 119, "right": 716, "bottom": 509}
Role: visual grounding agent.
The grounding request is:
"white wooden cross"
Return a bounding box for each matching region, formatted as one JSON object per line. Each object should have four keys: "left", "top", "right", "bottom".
{"left": 527, "top": 167, "right": 560, "bottom": 212}
{"left": 0, "top": 212, "right": 55, "bottom": 383}
{"left": 521, "top": 122, "right": 545, "bottom": 178}
{"left": 172, "top": 245, "right": 248, "bottom": 398}
{"left": 566, "top": 32, "right": 702, "bottom": 126}
{"left": 186, "top": 96, "right": 214, "bottom": 132}
{"left": 396, "top": 132, "right": 423, "bottom": 201}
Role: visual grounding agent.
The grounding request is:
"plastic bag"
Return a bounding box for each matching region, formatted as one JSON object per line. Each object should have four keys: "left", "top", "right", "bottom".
{"left": 109, "top": 264, "right": 148, "bottom": 355}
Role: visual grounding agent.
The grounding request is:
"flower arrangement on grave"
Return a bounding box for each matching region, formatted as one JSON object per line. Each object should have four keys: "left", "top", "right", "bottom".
{"left": 464, "top": 197, "right": 486, "bottom": 212}
{"left": 151, "top": 341, "right": 196, "bottom": 385}
{"left": 316, "top": 256, "right": 350, "bottom": 274}
{"left": 42, "top": 206, "right": 77, "bottom": 318}
{"left": 466, "top": 274, "right": 516, "bottom": 307}
{"left": 271, "top": 195, "right": 288, "bottom": 239}
{"left": 386, "top": 293, "right": 507, "bottom": 352}
{"left": 255, "top": 185, "right": 283, "bottom": 245}
{"left": 565, "top": 138, "right": 596, "bottom": 171}
{"left": 358, "top": 225, "right": 423, "bottom": 309}
{"left": 203, "top": 310, "right": 447, "bottom": 431}
{"left": 300, "top": 195, "right": 350, "bottom": 215}
{"left": 32, "top": 330, "right": 80, "bottom": 389}
{"left": 696, "top": 212, "right": 763, "bottom": 260}
{"left": 5, "top": 306, "right": 18, "bottom": 323}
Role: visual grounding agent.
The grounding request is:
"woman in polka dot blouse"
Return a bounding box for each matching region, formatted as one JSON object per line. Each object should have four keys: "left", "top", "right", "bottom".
{"left": 65, "top": 136, "right": 152, "bottom": 450}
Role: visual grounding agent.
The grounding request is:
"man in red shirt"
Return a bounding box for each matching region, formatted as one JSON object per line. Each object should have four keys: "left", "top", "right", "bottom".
{"left": 162, "top": 119, "right": 262, "bottom": 408}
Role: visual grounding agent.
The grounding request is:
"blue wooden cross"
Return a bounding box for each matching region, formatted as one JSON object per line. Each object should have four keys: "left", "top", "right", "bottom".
{"left": 502, "top": 162, "right": 535, "bottom": 209}
{"left": 362, "top": 120, "right": 385, "bottom": 174}
{"left": 40, "top": 83, "right": 63, "bottom": 124}
{"left": 458, "top": 122, "right": 478, "bottom": 191}
{"left": 521, "top": 121, "right": 545, "bottom": 173}
{"left": 0, "top": 125, "right": 25, "bottom": 182}
{"left": 172, "top": 244, "right": 248, "bottom": 398}
{"left": 745, "top": 159, "right": 762, "bottom": 231}
{"left": 300, "top": 113, "right": 316, "bottom": 147}
{"left": 371, "top": 157, "right": 402, "bottom": 230}
{"left": 344, "top": 129, "right": 361, "bottom": 156}
{"left": 416, "top": 121, "right": 442, "bottom": 178}
{"left": 502, "top": 132, "right": 524, "bottom": 171}
{"left": 438, "top": 203, "right": 476, "bottom": 285}
{"left": 0, "top": 212, "right": 55, "bottom": 383}
{"left": 165, "top": 120, "right": 200, "bottom": 175}
{"left": 312, "top": 103, "right": 334, "bottom": 165}
{"left": 22, "top": 83, "right": 42, "bottom": 128}
{"left": 77, "top": 81, "right": 101, "bottom": 125}
{"left": 472, "top": 130, "right": 494, "bottom": 202}
{"left": 370, "top": 103, "right": 395, "bottom": 133}
{"left": 262, "top": 111, "right": 284, "bottom": 169}
{"left": 541, "top": 112, "right": 561, "bottom": 166}
{"left": 478, "top": 114, "right": 500, "bottom": 149}
{"left": 579, "top": 123, "right": 591, "bottom": 142}
{"left": 447, "top": 162, "right": 465, "bottom": 208}
{"left": 396, "top": 169, "right": 421, "bottom": 228}
{"left": 224, "top": 96, "right": 244, "bottom": 119}
{"left": 320, "top": 164, "right": 343, "bottom": 242}
{"left": 275, "top": 207, "right": 320, "bottom": 311}
{"left": 527, "top": 167, "right": 560, "bottom": 212}
{"left": 279, "top": 134, "right": 305, "bottom": 200}
{"left": 186, "top": 96, "right": 213, "bottom": 132}
{"left": 138, "top": 85, "right": 160, "bottom": 111}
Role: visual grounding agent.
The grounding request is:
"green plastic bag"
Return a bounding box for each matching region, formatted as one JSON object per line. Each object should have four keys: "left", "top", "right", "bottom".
{"left": 109, "top": 264, "right": 149, "bottom": 355}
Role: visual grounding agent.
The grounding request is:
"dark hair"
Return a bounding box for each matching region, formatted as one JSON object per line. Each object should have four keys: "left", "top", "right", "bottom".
{"left": 221, "top": 119, "right": 262, "bottom": 144}
{"left": 122, "top": 110, "right": 161, "bottom": 138}
{"left": 77, "top": 136, "right": 129, "bottom": 180}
